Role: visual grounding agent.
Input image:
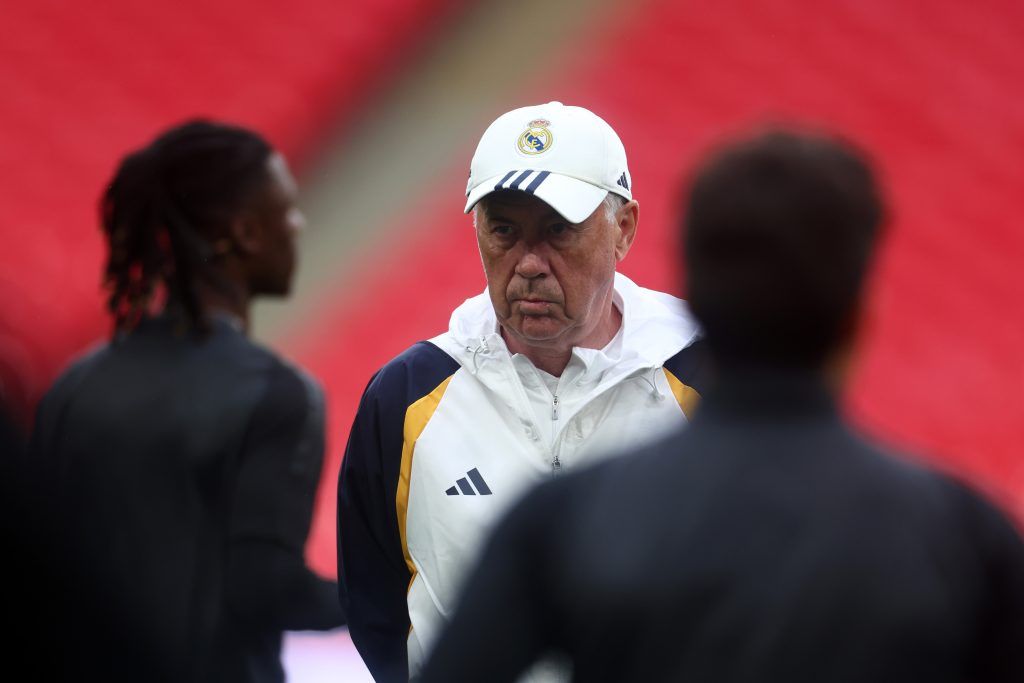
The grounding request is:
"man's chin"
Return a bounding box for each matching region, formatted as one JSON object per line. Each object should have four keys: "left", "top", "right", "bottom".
{"left": 505, "top": 317, "right": 567, "bottom": 345}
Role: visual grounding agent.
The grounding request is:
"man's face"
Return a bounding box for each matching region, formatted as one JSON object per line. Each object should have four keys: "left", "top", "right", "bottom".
{"left": 247, "top": 153, "right": 305, "bottom": 296}
{"left": 476, "top": 191, "right": 636, "bottom": 352}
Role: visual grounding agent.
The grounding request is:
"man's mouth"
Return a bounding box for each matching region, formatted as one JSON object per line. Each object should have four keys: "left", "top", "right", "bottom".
{"left": 516, "top": 298, "right": 553, "bottom": 314}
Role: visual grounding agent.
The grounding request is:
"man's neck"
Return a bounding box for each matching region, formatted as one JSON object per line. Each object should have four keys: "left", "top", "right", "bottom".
{"left": 504, "top": 303, "right": 622, "bottom": 377}
{"left": 195, "top": 279, "right": 251, "bottom": 333}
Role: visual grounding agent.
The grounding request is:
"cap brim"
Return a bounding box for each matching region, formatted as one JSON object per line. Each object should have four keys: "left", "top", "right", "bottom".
{"left": 465, "top": 172, "right": 609, "bottom": 224}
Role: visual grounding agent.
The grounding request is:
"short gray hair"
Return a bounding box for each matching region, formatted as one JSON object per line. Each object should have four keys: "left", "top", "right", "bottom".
{"left": 600, "top": 192, "right": 627, "bottom": 222}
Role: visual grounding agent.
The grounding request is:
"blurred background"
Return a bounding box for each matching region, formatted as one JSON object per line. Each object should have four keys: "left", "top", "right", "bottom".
{"left": 2, "top": 0, "right": 1022, "bottom": 679}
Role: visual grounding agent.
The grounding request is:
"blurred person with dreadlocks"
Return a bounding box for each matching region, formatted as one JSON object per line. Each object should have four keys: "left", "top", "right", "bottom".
{"left": 29, "top": 120, "right": 344, "bottom": 682}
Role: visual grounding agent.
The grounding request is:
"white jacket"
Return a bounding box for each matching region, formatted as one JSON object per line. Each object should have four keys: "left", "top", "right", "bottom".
{"left": 338, "top": 273, "right": 707, "bottom": 682}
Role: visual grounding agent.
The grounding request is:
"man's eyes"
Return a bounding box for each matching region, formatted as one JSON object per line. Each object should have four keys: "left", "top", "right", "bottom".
{"left": 487, "top": 223, "right": 572, "bottom": 239}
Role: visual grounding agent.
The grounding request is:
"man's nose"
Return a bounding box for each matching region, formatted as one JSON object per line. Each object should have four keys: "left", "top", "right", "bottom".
{"left": 514, "top": 246, "right": 550, "bottom": 279}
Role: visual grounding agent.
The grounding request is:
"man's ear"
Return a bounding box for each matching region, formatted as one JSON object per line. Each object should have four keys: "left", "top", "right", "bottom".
{"left": 614, "top": 200, "right": 639, "bottom": 261}
{"left": 228, "top": 212, "right": 262, "bottom": 256}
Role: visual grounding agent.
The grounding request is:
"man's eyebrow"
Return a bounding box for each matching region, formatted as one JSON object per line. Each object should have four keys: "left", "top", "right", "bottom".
{"left": 485, "top": 206, "right": 566, "bottom": 224}
{"left": 485, "top": 211, "right": 517, "bottom": 225}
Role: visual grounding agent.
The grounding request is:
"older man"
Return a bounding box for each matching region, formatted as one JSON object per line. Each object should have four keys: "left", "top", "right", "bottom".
{"left": 337, "top": 102, "right": 707, "bottom": 681}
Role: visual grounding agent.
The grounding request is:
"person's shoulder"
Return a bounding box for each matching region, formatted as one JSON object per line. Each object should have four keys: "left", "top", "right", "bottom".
{"left": 890, "top": 452, "right": 1024, "bottom": 583}
{"left": 365, "top": 341, "right": 460, "bottom": 405}
{"left": 851, "top": 436, "right": 968, "bottom": 499}
{"left": 382, "top": 340, "right": 459, "bottom": 373}
{"left": 38, "top": 341, "right": 111, "bottom": 407}
{"left": 941, "top": 476, "right": 1023, "bottom": 546}
{"left": 343, "top": 342, "right": 461, "bottom": 472}
{"left": 662, "top": 337, "right": 711, "bottom": 395}
{"left": 256, "top": 353, "right": 323, "bottom": 416}
{"left": 846, "top": 434, "right": 1022, "bottom": 541}
{"left": 217, "top": 329, "right": 322, "bottom": 424}
{"left": 905, "top": 458, "right": 1024, "bottom": 549}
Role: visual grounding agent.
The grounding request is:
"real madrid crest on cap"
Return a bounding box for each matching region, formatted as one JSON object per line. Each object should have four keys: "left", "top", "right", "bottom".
{"left": 517, "top": 118, "right": 553, "bottom": 155}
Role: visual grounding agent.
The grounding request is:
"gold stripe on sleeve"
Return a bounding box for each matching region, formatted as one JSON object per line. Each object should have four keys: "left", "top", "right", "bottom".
{"left": 396, "top": 374, "right": 454, "bottom": 583}
{"left": 663, "top": 368, "right": 700, "bottom": 420}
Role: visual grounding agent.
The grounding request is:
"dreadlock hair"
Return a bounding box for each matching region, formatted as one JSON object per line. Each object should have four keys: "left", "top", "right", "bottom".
{"left": 101, "top": 120, "right": 273, "bottom": 335}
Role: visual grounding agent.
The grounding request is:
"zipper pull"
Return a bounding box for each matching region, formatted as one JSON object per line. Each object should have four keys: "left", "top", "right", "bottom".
{"left": 552, "top": 394, "right": 559, "bottom": 420}
{"left": 551, "top": 454, "right": 562, "bottom": 476}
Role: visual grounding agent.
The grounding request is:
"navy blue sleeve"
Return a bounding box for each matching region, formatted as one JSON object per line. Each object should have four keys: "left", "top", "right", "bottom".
{"left": 338, "top": 342, "right": 458, "bottom": 682}
{"left": 27, "top": 345, "right": 107, "bottom": 478}
{"left": 225, "top": 361, "right": 345, "bottom": 631}
{"left": 664, "top": 337, "right": 713, "bottom": 396}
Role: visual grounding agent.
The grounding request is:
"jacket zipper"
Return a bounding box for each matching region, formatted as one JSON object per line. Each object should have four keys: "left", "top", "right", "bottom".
{"left": 551, "top": 394, "right": 561, "bottom": 474}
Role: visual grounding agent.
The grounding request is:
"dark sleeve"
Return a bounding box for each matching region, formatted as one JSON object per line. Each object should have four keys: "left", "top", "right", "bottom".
{"left": 225, "top": 361, "right": 344, "bottom": 631}
{"left": 420, "top": 482, "right": 561, "bottom": 683}
{"left": 338, "top": 342, "right": 459, "bottom": 682}
{"left": 664, "top": 336, "right": 714, "bottom": 396}
{"left": 26, "top": 348, "right": 107, "bottom": 547}
{"left": 962, "top": 489, "right": 1024, "bottom": 682}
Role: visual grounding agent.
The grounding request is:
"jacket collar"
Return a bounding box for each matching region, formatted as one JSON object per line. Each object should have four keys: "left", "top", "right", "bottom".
{"left": 434, "top": 272, "right": 700, "bottom": 375}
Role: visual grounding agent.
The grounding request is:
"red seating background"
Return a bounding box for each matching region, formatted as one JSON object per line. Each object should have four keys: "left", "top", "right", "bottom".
{"left": 4, "top": 0, "right": 1021, "bottom": 579}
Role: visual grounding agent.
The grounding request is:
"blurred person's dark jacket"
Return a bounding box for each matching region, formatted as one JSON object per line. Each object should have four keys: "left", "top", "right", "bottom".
{"left": 420, "top": 367, "right": 1024, "bottom": 682}
{"left": 421, "top": 127, "right": 1024, "bottom": 682}
{"left": 30, "top": 313, "right": 344, "bottom": 682}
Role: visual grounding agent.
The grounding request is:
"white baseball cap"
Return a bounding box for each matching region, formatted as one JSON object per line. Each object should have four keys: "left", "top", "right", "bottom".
{"left": 464, "top": 101, "right": 632, "bottom": 224}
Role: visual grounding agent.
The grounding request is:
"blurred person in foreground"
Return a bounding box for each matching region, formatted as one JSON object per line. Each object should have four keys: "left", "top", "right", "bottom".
{"left": 30, "top": 120, "right": 344, "bottom": 682}
{"left": 338, "top": 101, "right": 708, "bottom": 681}
{"left": 421, "top": 129, "right": 1024, "bottom": 682}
